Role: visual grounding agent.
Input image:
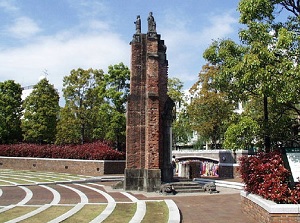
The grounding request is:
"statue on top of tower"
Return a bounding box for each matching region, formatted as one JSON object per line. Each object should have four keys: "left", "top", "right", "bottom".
{"left": 147, "top": 12, "right": 156, "bottom": 33}
{"left": 134, "top": 15, "right": 141, "bottom": 34}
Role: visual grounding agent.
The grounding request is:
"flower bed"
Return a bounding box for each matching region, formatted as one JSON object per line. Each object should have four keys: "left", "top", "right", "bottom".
{"left": 240, "top": 150, "right": 300, "bottom": 222}
{"left": 240, "top": 150, "right": 300, "bottom": 204}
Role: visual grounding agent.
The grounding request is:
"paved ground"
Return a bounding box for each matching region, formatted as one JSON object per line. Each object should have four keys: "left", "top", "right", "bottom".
{"left": 121, "top": 187, "right": 255, "bottom": 223}
{"left": 170, "top": 191, "right": 256, "bottom": 223}
{"left": 104, "top": 181, "right": 256, "bottom": 223}
{"left": 0, "top": 170, "right": 256, "bottom": 223}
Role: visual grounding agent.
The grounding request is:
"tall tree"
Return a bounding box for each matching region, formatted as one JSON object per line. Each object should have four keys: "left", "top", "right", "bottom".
{"left": 203, "top": 0, "right": 300, "bottom": 151}
{"left": 188, "top": 64, "right": 234, "bottom": 149}
{"left": 56, "top": 68, "right": 105, "bottom": 144}
{"left": 167, "top": 77, "right": 193, "bottom": 146}
{"left": 0, "top": 80, "right": 22, "bottom": 143}
{"left": 95, "top": 63, "right": 130, "bottom": 150}
{"left": 22, "top": 78, "right": 59, "bottom": 144}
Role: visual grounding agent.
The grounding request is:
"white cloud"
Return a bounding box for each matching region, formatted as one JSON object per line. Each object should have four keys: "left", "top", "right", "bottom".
{"left": 160, "top": 11, "right": 238, "bottom": 88}
{"left": 7, "top": 16, "right": 41, "bottom": 39}
{"left": 0, "top": 0, "right": 18, "bottom": 12}
{"left": 0, "top": 31, "right": 130, "bottom": 104}
{"left": 69, "top": 0, "right": 109, "bottom": 19}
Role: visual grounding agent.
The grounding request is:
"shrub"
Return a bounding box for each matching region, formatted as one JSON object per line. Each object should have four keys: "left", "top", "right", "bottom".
{"left": 240, "top": 150, "right": 300, "bottom": 204}
{"left": 0, "top": 141, "right": 125, "bottom": 160}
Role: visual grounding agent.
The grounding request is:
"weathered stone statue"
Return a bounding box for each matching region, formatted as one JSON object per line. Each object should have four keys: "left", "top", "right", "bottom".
{"left": 147, "top": 12, "right": 156, "bottom": 33}
{"left": 134, "top": 15, "right": 141, "bottom": 34}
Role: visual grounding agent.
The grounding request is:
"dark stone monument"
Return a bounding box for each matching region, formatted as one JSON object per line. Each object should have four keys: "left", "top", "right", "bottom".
{"left": 125, "top": 13, "right": 174, "bottom": 192}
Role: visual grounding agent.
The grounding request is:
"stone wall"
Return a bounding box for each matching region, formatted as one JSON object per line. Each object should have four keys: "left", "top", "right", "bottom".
{"left": 0, "top": 157, "right": 125, "bottom": 176}
{"left": 218, "top": 163, "right": 241, "bottom": 179}
{"left": 241, "top": 191, "right": 300, "bottom": 222}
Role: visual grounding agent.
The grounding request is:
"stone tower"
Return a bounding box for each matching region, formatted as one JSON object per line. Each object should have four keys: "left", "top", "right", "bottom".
{"left": 124, "top": 13, "right": 174, "bottom": 192}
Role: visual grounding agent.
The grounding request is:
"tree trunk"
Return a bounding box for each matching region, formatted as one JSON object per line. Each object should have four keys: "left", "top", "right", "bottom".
{"left": 263, "top": 95, "right": 271, "bottom": 153}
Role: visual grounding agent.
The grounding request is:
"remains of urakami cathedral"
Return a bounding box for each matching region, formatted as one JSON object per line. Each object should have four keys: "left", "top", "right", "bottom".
{"left": 124, "top": 12, "right": 174, "bottom": 192}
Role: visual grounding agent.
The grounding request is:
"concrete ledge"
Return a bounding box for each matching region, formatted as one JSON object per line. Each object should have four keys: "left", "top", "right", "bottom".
{"left": 241, "top": 190, "right": 300, "bottom": 222}
{"left": 241, "top": 191, "right": 300, "bottom": 214}
{"left": 0, "top": 156, "right": 125, "bottom": 176}
{"left": 194, "top": 178, "right": 244, "bottom": 190}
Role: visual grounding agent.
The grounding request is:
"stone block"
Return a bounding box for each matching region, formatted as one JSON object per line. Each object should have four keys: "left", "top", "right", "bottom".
{"left": 143, "top": 169, "right": 161, "bottom": 192}
{"left": 124, "top": 168, "right": 144, "bottom": 191}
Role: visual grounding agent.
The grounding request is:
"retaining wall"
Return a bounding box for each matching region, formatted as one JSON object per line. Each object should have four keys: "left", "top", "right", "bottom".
{"left": 241, "top": 191, "right": 300, "bottom": 222}
{"left": 0, "top": 156, "right": 125, "bottom": 176}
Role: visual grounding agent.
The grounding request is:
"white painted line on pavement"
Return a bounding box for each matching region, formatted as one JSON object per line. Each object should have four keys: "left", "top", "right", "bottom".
{"left": 121, "top": 192, "right": 139, "bottom": 202}
{"left": 5, "top": 185, "right": 61, "bottom": 223}
{"left": 79, "top": 183, "right": 116, "bottom": 223}
{"left": 47, "top": 184, "right": 88, "bottom": 223}
{"left": 0, "top": 186, "right": 33, "bottom": 214}
{"left": 165, "top": 199, "right": 181, "bottom": 223}
{"left": 129, "top": 200, "right": 146, "bottom": 223}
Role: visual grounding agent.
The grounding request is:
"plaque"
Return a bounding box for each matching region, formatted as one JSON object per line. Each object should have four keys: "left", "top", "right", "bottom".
{"left": 284, "top": 148, "right": 300, "bottom": 183}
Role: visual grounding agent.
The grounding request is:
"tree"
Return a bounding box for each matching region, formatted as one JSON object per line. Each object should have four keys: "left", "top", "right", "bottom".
{"left": 22, "top": 78, "right": 59, "bottom": 144}
{"left": 56, "top": 63, "right": 130, "bottom": 148}
{"left": 95, "top": 63, "right": 130, "bottom": 150}
{"left": 0, "top": 80, "right": 22, "bottom": 143}
{"left": 56, "top": 68, "right": 105, "bottom": 144}
{"left": 188, "top": 64, "right": 234, "bottom": 149}
{"left": 203, "top": 0, "right": 300, "bottom": 151}
{"left": 55, "top": 106, "right": 82, "bottom": 144}
{"left": 224, "top": 116, "right": 259, "bottom": 151}
{"left": 167, "top": 77, "right": 193, "bottom": 147}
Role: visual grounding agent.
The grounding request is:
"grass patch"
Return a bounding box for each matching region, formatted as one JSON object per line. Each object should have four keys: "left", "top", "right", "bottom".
{"left": 0, "top": 178, "right": 34, "bottom": 185}
{"left": 142, "top": 201, "right": 169, "bottom": 223}
{"left": 0, "top": 206, "right": 37, "bottom": 223}
{"left": 0, "top": 181, "right": 14, "bottom": 186}
{"left": 0, "top": 169, "right": 88, "bottom": 185}
{"left": 21, "top": 205, "right": 73, "bottom": 223}
{"left": 63, "top": 204, "right": 106, "bottom": 223}
{"left": 103, "top": 203, "right": 136, "bottom": 223}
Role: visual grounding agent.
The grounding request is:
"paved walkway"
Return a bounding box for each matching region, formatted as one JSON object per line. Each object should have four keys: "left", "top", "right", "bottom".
{"left": 123, "top": 185, "right": 256, "bottom": 223}
{"left": 0, "top": 170, "right": 256, "bottom": 222}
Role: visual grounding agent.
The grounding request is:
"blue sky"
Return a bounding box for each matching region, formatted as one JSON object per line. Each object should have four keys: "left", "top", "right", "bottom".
{"left": 0, "top": 0, "right": 241, "bottom": 97}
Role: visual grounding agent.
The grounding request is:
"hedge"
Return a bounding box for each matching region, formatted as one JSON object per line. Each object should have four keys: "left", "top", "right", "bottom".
{"left": 0, "top": 141, "right": 125, "bottom": 160}
{"left": 240, "top": 150, "right": 300, "bottom": 204}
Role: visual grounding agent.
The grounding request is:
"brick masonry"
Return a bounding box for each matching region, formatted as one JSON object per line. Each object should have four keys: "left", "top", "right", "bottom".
{"left": 241, "top": 192, "right": 300, "bottom": 222}
{"left": 0, "top": 157, "right": 125, "bottom": 176}
{"left": 125, "top": 14, "right": 174, "bottom": 192}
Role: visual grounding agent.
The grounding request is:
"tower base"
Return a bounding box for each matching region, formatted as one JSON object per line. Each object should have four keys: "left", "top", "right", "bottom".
{"left": 124, "top": 168, "right": 161, "bottom": 192}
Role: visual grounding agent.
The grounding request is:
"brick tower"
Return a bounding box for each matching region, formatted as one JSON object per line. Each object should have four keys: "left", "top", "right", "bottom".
{"left": 124, "top": 13, "right": 174, "bottom": 192}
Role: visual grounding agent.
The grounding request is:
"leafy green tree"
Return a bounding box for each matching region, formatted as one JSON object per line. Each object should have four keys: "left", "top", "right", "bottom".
{"left": 0, "top": 80, "right": 22, "bottom": 143}
{"left": 203, "top": 0, "right": 300, "bottom": 151}
{"left": 22, "top": 78, "right": 59, "bottom": 144}
{"left": 56, "top": 63, "right": 129, "bottom": 148}
{"left": 224, "top": 116, "right": 259, "bottom": 151}
{"left": 95, "top": 63, "right": 130, "bottom": 150}
{"left": 188, "top": 64, "right": 234, "bottom": 149}
{"left": 167, "top": 77, "right": 193, "bottom": 146}
{"left": 168, "top": 77, "right": 185, "bottom": 106}
{"left": 55, "top": 106, "right": 82, "bottom": 144}
{"left": 56, "top": 68, "right": 105, "bottom": 144}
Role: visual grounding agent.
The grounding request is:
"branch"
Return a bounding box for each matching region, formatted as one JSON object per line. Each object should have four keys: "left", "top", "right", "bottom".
{"left": 280, "top": 0, "right": 300, "bottom": 16}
